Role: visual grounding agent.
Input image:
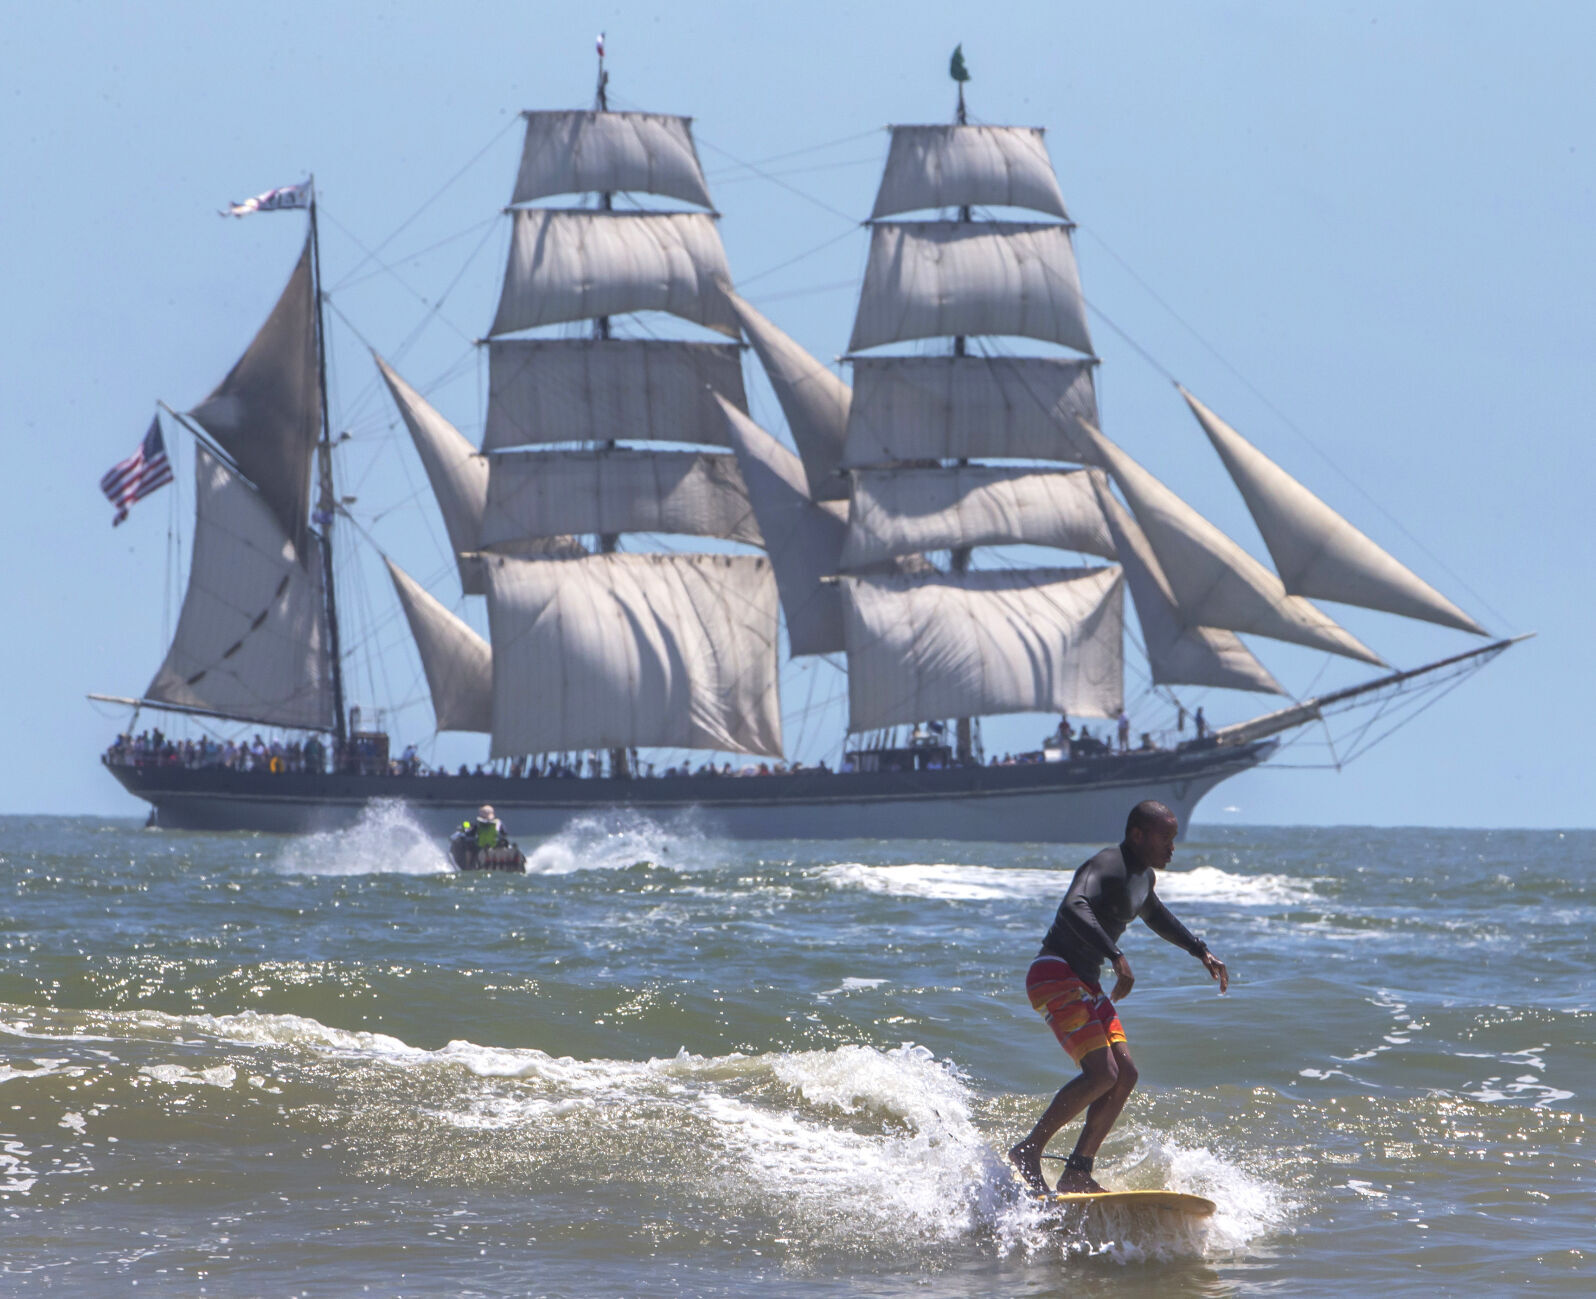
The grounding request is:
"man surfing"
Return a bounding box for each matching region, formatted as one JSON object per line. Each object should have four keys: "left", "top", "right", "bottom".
{"left": 1009, "top": 800, "right": 1229, "bottom": 1194}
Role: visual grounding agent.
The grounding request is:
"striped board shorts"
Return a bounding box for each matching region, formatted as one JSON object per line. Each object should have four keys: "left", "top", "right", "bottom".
{"left": 1025, "top": 954, "right": 1126, "bottom": 1064}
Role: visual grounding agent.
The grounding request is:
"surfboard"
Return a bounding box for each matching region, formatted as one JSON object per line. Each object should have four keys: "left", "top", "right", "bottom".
{"left": 1037, "top": 1189, "right": 1216, "bottom": 1217}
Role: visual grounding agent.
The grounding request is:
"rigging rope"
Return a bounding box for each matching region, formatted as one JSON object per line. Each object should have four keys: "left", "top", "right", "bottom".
{"left": 326, "top": 115, "right": 521, "bottom": 295}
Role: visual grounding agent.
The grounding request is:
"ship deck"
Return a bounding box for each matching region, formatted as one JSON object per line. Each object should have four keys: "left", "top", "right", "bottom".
{"left": 106, "top": 740, "right": 1276, "bottom": 844}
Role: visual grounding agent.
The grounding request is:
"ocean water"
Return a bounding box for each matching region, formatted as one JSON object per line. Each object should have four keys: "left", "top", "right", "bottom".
{"left": 1, "top": 807, "right": 1590, "bottom": 1297}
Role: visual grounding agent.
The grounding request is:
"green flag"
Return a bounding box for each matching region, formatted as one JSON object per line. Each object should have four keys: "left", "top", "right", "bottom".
{"left": 950, "top": 44, "right": 971, "bottom": 83}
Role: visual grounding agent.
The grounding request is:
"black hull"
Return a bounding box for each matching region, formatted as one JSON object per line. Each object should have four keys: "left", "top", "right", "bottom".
{"left": 104, "top": 741, "right": 1275, "bottom": 843}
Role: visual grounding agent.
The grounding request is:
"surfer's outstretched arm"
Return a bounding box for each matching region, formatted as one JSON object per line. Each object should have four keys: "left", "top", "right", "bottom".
{"left": 1141, "top": 890, "right": 1228, "bottom": 991}
{"left": 1200, "top": 949, "right": 1229, "bottom": 993}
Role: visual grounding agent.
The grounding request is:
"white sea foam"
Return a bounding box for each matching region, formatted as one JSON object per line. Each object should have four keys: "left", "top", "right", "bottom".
{"left": 819, "top": 860, "right": 1315, "bottom": 909}
{"left": 150, "top": 1008, "right": 1282, "bottom": 1260}
{"left": 0, "top": 1138, "right": 39, "bottom": 1195}
{"left": 0, "top": 1056, "right": 76, "bottom": 1086}
{"left": 815, "top": 977, "right": 888, "bottom": 1001}
{"left": 185, "top": 1010, "right": 420, "bottom": 1059}
{"left": 1457, "top": 1042, "right": 1575, "bottom": 1107}
{"left": 274, "top": 800, "right": 449, "bottom": 877}
{"left": 88, "top": 1004, "right": 1007, "bottom": 1245}
{"left": 1109, "top": 1133, "right": 1292, "bottom": 1256}
{"left": 136, "top": 1064, "right": 238, "bottom": 1088}
{"left": 1145, "top": 865, "right": 1316, "bottom": 908}
{"left": 819, "top": 862, "right": 1069, "bottom": 902}
{"left": 8, "top": 1000, "right": 1296, "bottom": 1263}
{"left": 522, "top": 809, "right": 717, "bottom": 876}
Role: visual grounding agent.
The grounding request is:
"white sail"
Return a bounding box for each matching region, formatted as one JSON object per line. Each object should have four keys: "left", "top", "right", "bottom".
{"left": 489, "top": 210, "right": 739, "bottom": 338}
{"left": 480, "top": 449, "right": 762, "bottom": 547}
{"left": 146, "top": 446, "right": 334, "bottom": 730}
{"left": 1086, "top": 425, "right": 1385, "bottom": 666}
{"left": 715, "top": 396, "right": 849, "bottom": 656}
{"left": 1182, "top": 388, "right": 1487, "bottom": 635}
{"left": 485, "top": 552, "right": 783, "bottom": 758}
{"left": 849, "top": 221, "right": 1093, "bottom": 355}
{"left": 725, "top": 289, "right": 850, "bottom": 500}
{"left": 482, "top": 339, "right": 745, "bottom": 451}
{"left": 374, "top": 353, "right": 492, "bottom": 595}
{"left": 839, "top": 566, "right": 1124, "bottom": 732}
{"left": 870, "top": 124, "right": 1069, "bottom": 219}
{"left": 840, "top": 465, "right": 1116, "bottom": 570}
{"left": 385, "top": 558, "right": 492, "bottom": 733}
{"left": 843, "top": 355, "right": 1099, "bottom": 467}
{"left": 1093, "top": 481, "right": 1283, "bottom": 694}
{"left": 511, "top": 110, "right": 713, "bottom": 208}
{"left": 189, "top": 236, "right": 319, "bottom": 549}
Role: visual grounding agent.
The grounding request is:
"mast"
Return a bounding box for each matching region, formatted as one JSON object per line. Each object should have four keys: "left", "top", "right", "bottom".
{"left": 472, "top": 48, "right": 779, "bottom": 768}
{"left": 833, "top": 50, "right": 1128, "bottom": 747}
{"left": 595, "top": 31, "right": 617, "bottom": 327}
{"left": 140, "top": 207, "right": 341, "bottom": 735}
{"left": 594, "top": 35, "right": 627, "bottom": 778}
{"left": 950, "top": 48, "right": 975, "bottom": 764}
{"left": 308, "top": 180, "right": 349, "bottom": 759}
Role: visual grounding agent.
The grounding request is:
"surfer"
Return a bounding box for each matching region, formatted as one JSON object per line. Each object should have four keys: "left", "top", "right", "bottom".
{"left": 1008, "top": 800, "right": 1228, "bottom": 1194}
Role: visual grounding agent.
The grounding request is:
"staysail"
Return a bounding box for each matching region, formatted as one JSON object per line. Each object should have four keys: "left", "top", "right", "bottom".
{"left": 716, "top": 395, "right": 850, "bottom": 657}
{"left": 1093, "top": 480, "right": 1283, "bottom": 694}
{"left": 146, "top": 445, "right": 335, "bottom": 730}
{"left": 724, "top": 289, "right": 851, "bottom": 501}
{"left": 375, "top": 353, "right": 492, "bottom": 595}
{"left": 1085, "top": 424, "right": 1385, "bottom": 666}
{"left": 385, "top": 558, "right": 492, "bottom": 733}
{"left": 1181, "top": 388, "right": 1487, "bottom": 635}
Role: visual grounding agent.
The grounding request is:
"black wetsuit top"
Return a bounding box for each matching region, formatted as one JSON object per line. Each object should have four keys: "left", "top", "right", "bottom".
{"left": 1039, "top": 844, "right": 1208, "bottom": 986}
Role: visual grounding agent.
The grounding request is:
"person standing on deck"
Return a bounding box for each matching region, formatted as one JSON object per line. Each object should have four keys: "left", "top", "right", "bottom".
{"left": 1009, "top": 800, "right": 1229, "bottom": 1194}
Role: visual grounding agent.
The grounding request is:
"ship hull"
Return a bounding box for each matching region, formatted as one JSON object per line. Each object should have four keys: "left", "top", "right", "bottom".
{"left": 105, "top": 741, "right": 1273, "bottom": 843}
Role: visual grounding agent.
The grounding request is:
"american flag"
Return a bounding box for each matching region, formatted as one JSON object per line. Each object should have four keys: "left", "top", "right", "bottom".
{"left": 100, "top": 417, "right": 174, "bottom": 526}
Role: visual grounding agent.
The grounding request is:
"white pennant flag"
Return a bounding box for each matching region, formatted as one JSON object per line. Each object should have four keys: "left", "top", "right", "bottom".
{"left": 223, "top": 180, "right": 312, "bottom": 218}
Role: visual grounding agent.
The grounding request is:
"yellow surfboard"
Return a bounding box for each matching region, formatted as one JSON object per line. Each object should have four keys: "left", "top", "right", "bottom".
{"left": 1038, "top": 1189, "right": 1216, "bottom": 1217}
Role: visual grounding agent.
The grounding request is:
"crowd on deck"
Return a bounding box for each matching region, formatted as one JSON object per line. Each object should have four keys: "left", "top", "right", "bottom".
{"left": 106, "top": 708, "right": 1211, "bottom": 782}
{"left": 104, "top": 729, "right": 327, "bottom": 773}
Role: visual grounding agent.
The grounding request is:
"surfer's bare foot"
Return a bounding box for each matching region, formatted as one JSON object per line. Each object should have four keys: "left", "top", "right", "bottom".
{"left": 1008, "top": 1141, "right": 1049, "bottom": 1194}
{"left": 1054, "top": 1168, "right": 1106, "bottom": 1193}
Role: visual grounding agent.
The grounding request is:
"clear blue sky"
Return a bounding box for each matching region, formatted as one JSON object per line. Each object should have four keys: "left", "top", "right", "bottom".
{"left": 4, "top": 0, "right": 1591, "bottom": 827}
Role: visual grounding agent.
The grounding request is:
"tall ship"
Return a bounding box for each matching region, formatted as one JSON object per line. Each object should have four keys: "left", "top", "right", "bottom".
{"left": 97, "top": 52, "right": 1521, "bottom": 842}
